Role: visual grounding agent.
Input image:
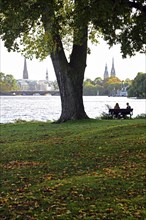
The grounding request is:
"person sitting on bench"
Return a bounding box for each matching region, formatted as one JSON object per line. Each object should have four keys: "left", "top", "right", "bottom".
{"left": 126, "top": 102, "right": 131, "bottom": 109}
{"left": 114, "top": 103, "right": 120, "bottom": 109}
{"left": 114, "top": 103, "right": 120, "bottom": 118}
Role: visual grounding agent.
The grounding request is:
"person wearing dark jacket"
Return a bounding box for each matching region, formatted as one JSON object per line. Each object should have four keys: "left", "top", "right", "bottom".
{"left": 126, "top": 103, "right": 131, "bottom": 109}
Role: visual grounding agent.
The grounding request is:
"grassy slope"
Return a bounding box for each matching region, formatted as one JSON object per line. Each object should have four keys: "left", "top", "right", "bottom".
{"left": 0, "top": 119, "right": 146, "bottom": 220}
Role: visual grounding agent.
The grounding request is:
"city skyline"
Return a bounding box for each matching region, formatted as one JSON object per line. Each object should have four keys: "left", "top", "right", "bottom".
{"left": 0, "top": 39, "right": 145, "bottom": 81}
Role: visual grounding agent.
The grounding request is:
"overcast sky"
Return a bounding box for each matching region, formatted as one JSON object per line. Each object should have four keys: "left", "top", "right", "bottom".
{"left": 0, "top": 38, "right": 145, "bottom": 81}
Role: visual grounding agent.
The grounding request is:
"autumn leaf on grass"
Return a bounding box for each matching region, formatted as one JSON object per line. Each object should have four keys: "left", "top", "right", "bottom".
{"left": 3, "top": 161, "right": 44, "bottom": 169}
{"left": 43, "top": 173, "right": 55, "bottom": 180}
{"left": 103, "top": 168, "right": 117, "bottom": 178}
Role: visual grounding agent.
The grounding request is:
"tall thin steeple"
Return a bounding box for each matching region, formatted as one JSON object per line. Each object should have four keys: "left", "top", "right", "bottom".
{"left": 23, "top": 58, "right": 28, "bottom": 79}
{"left": 111, "top": 57, "right": 116, "bottom": 77}
{"left": 104, "top": 63, "right": 109, "bottom": 79}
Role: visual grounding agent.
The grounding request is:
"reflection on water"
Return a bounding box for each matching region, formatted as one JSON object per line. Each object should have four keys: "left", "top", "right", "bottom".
{"left": 1, "top": 96, "right": 146, "bottom": 123}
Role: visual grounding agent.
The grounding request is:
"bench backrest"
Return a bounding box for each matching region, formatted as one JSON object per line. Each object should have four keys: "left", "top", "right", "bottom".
{"left": 109, "top": 109, "right": 133, "bottom": 114}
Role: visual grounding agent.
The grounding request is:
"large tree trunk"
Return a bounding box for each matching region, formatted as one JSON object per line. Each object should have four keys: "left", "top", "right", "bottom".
{"left": 42, "top": 1, "right": 89, "bottom": 123}
{"left": 51, "top": 39, "right": 89, "bottom": 123}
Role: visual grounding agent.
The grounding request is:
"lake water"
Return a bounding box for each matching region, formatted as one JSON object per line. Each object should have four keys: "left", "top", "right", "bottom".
{"left": 0, "top": 96, "right": 146, "bottom": 123}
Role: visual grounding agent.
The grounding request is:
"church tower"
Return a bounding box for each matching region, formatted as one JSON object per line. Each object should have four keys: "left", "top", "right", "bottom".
{"left": 110, "top": 57, "right": 116, "bottom": 77}
{"left": 23, "top": 58, "right": 28, "bottom": 79}
{"left": 104, "top": 63, "right": 109, "bottom": 80}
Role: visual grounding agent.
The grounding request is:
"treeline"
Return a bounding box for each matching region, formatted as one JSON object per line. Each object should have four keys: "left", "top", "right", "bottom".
{"left": 0, "top": 72, "right": 145, "bottom": 98}
{"left": 0, "top": 72, "right": 18, "bottom": 92}
{"left": 83, "top": 72, "right": 146, "bottom": 98}
{"left": 83, "top": 76, "right": 129, "bottom": 96}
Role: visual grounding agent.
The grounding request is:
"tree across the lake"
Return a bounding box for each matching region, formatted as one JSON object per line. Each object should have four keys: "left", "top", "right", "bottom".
{"left": 0, "top": 0, "right": 146, "bottom": 122}
{"left": 128, "top": 72, "right": 146, "bottom": 98}
{"left": 0, "top": 72, "right": 18, "bottom": 92}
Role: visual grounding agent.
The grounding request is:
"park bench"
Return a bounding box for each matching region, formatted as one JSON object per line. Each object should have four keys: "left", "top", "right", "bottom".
{"left": 109, "top": 108, "right": 133, "bottom": 119}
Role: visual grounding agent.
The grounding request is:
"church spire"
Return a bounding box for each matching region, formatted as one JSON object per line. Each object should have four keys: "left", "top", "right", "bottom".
{"left": 23, "top": 58, "right": 28, "bottom": 79}
{"left": 104, "top": 63, "right": 109, "bottom": 80}
{"left": 110, "top": 57, "right": 116, "bottom": 77}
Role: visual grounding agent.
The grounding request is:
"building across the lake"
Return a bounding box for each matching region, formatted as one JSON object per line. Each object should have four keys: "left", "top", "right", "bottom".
{"left": 17, "top": 58, "right": 55, "bottom": 91}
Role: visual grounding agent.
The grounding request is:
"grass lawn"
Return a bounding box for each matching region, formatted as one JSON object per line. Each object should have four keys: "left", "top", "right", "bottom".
{"left": 0, "top": 119, "right": 146, "bottom": 219}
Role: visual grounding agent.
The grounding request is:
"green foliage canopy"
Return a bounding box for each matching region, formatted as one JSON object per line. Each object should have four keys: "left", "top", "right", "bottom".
{"left": 90, "top": 0, "right": 146, "bottom": 57}
{"left": 0, "top": 0, "right": 146, "bottom": 60}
